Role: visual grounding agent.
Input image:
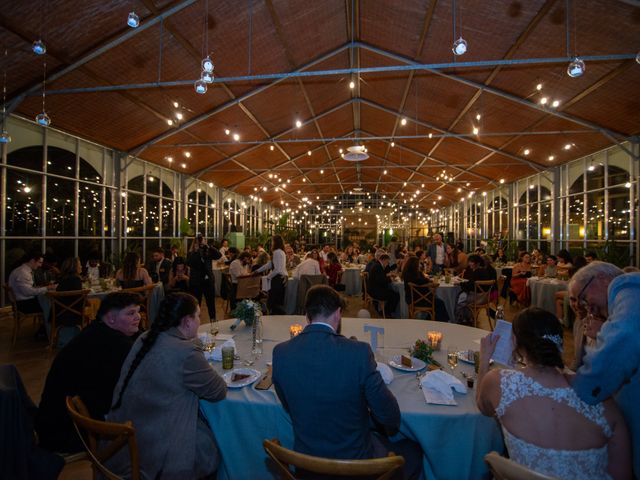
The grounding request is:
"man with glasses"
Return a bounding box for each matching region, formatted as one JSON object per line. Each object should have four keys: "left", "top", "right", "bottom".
{"left": 570, "top": 261, "right": 640, "bottom": 478}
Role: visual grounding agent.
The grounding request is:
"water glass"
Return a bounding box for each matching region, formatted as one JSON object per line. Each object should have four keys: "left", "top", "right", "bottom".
{"left": 222, "top": 346, "right": 235, "bottom": 370}
{"left": 447, "top": 345, "right": 459, "bottom": 371}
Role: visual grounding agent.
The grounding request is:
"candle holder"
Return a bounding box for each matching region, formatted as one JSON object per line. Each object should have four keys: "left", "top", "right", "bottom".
{"left": 289, "top": 323, "right": 303, "bottom": 338}
{"left": 427, "top": 331, "right": 443, "bottom": 351}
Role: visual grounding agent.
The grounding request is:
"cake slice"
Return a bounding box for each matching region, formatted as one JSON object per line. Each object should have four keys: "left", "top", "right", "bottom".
{"left": 401, "top": 355, "right": 413, "bottom": 367}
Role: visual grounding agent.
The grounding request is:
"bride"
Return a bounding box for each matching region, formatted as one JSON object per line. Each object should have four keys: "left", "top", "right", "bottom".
{"left": 476, "top": 307, "right": 630, "bottom": 480}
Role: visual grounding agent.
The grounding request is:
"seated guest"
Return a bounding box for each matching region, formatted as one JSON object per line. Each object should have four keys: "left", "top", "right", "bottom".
{"left": 402, "top": 256, "right": 448, "bottom": 322}
{"left": 510, "top": 251, "right": 533, "bottom": 305}
{"left": 8, "top": 251, "right": 57, "bottom": 314}
{"left": 273, "top": 285, "right": 423, "bottom": 479}
{"left": 365, "top": 248, "right": 385, "bottom": 274}
{"left": 107, "top": 293, "right": 227, "bottom": 479}
{"left": 585, "top": 251, "right": 598, "bottom": 264}
{"left": 324, "top": 251, "right": 343, "bottom": 288}
{"left": 293, "top": 250, "right": 322, "bottom": 278}
{"left": 368, "top": 254, "right": 399, "bottom": 318}
{"left": 455, "top": 254, "right": 493, "bottom": 323}
{"left": 556, "top": 249, "right": 573, "bottom": 277}
{"left": 492, "top": 247, "right": 508, "bottom": 264}
{"left": 252, "top": 250, "right": 271, "bottom": 272}
{"left": 415, "top": 249, "right": 432, "bottom": 275}
{"left": 229, "top": 251, "right": 252, "bottom": 309}
{"left": 145, "top": 247, "right": 171, "bottom": 284}
{"left": 530, "top": 248, "right": 544, "bottom": 266}
{"left": 35, "top": 292, "right": 142, "bottom": 453}
{"left": 83, "top": 252, "right": 110, "bottom": 282}
{"left": 444, "top": 243, "right": 467, "bottom": 275}
{"left": 55, "top": 257, "right": 84, "bottom": 327}
{"left": 115, "top": 252, "right": 152, "bottom": 288}
{"left": 167, "top": 256, "right": 190, "bottom": 293}
{"left": 477, "top": 307, "right": 630, "bottom": 479}
{"left": 540, "top": 255, "right": 557, "bottom": 277}
{"left": 285, "top": 243, "right": 301, "bottom": 270}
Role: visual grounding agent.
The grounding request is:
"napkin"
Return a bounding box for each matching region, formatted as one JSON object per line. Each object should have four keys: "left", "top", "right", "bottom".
{"left": 420, "top": 370, "right": 467, "bottom": 405}
{"left": 376, "top": 362, "right": 394, "bottom": 385}
{"left": 210, "top": 339, "right": 236, "bottom": 362}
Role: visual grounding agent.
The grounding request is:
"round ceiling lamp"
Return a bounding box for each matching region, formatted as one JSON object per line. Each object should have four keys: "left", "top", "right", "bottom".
{"left": 567, "top": 57, "right": 585, "bottom": 78}
{"left": 127, "top": 12, "right": 140, "bottom": 28}
{"left": 342, "top": 145, "right": 369, "bottom": 162}
{"left": 452, "top": 37, "right": 467, "bottom": 55}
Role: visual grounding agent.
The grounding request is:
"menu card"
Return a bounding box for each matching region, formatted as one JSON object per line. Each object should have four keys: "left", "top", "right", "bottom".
{"left": 491, "top": 320, "right": 514, "bottom": 367}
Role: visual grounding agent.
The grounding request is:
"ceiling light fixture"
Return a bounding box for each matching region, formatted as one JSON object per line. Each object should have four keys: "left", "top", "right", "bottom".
{"left": 536, "top": 83, "right": 543, "bottom": 91}
{"left": 0, "top": 50, "right": 11, "bottom": 143}
{"left": 564, "top": 0, "right": 584, "bottom": 77}
{"left": 233, "top": 133, "right": 240, "bottom": 141}
{"left": 400, "top": 118, "right": 407, "bottom": 126}
{"left": 127, "top": 11, "right": 140, "bottom": 28}
{"left": 342, "top": 144, "right": 369, "bottom": 162}
{"left": 35, "top": 60, "right": 50, "bottom": 127}
{"left": 567, "top": 57, "right": 585, "bottom": 78}
{"left": 523, "top": 148, "right": 530, "bottom": 155}
{"left": 349, "top": 80, "right": 355, "bottom": 89}
{"left": 552, "top": 100, "right": 560, "bottom": 108}
{"left": 32, "top": 39, "right": 46, "bottom": 55}
{"left": 451, "top": 0, "right": 467, "bottom": 55}
{"left": 295, "top": 120, "right": 302, "bottom": 128}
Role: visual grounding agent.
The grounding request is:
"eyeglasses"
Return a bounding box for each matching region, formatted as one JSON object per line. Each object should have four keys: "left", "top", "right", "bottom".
{"left": 577, "top": 275, "right": 595, "bottom": 311}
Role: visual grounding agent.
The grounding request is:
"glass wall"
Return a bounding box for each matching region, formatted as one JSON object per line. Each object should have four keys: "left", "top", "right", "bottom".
{"left": 1, "top": 116, "right": 275, "bottom": 285}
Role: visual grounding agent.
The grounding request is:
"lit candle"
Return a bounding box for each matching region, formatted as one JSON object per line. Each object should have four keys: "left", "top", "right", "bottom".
{"left": 427, "top": 331, "right": 442, "bottom": 350}
{"left": 290, "top": 324, "right": 303, "bottom": 338}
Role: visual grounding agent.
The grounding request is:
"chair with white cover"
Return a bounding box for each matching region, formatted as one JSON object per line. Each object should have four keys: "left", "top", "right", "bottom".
{"left": 484, "top": 451, "right": 558, "bottom": 480}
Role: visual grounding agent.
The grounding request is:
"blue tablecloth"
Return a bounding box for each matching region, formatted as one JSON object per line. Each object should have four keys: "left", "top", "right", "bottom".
{"left": 341, "top": 267, "right": 363, "bottom": 296}
{"left": 199, "top": 317, "right": 504, "bottom": 480}
{"left": 527, "top": 277, "right": 568, "bottom": 314}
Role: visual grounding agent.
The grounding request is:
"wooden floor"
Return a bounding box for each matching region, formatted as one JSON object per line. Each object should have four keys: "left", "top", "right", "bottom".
{"left": 0, "top": 294, "right": 575, "bottom": 479}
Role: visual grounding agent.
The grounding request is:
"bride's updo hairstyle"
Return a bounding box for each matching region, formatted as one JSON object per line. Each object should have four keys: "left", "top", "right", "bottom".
{"left": 512, "top": 307, "right": 564, "bottom": 369}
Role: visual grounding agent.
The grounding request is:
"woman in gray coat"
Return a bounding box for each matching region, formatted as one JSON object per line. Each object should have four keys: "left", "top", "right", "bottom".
{"left": 107, "top": 292, "right": 227, "bottom": 479}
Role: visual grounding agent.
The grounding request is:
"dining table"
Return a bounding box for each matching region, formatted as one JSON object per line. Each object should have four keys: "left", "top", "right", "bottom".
{"left": 199, "top": 316, "right": 504, "bottom": 480}
{"left": 526, "top": 276, "right": 568, "bottom": 315}
{"left": 340, "top": 265, "right": 364, "bottom": 296}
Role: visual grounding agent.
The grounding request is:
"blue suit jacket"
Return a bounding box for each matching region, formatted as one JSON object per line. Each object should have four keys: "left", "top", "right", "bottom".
{"left": 273, "top": 323, "right": 400, "bottom": 460}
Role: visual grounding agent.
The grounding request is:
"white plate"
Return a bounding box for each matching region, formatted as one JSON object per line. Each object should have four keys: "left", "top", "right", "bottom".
{"left": 388, "top": 355, "right": 427, "bottom": 372}
{"left": 223, "top": 368, "right": 261, "bottom": 388}
{"left": 458, "top": 350, "right": 475, "bottom": 364}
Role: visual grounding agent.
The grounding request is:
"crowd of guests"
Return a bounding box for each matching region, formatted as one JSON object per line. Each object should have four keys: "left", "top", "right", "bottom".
{"left": 7, "top": 235, "right": 640, "bottom": 480}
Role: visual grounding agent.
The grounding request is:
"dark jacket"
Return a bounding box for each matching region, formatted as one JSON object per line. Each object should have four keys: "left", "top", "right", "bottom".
{"left": 145, "top": 258, "right": 172, "bottom": 284}
{"left": 273, "top": 323, "right": 400, "bottom": 459}
{"left": 187, "top": 247, "right": 221, "bottom": 287}
{"left": 368, "top": 262, "right": 393, "bottom": 300}
{"left": 35, "top": 322, "right": 138, "bottom": 453}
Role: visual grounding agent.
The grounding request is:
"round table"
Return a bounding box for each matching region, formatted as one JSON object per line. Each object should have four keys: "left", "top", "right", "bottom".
{"left": 527, "top": 277, "right": 568, "bottom": 314}
{"left": 391, "top": 281, "right": 462, "bottom": 322}
{"left": 199, "top": 316, "right": 503, "bottom": 480}
{"left": 341, "top": 267, "right": 363, "bottom": 296}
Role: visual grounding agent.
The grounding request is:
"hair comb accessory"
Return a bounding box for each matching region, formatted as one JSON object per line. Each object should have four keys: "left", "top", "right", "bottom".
{"left": 542, "top": 333, "right": 563, "bottom": 353}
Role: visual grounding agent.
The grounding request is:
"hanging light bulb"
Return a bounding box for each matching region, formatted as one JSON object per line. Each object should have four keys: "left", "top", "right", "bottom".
{"left": 452, "top": 37, "right": 467, "bottom": 55}
{"left": 32, "top": 40, "right": 46, "bottom": 55}
{"left": 202, "top": 56, "right": 214, "bottom": 73}
{"left": 194, "top": 79, "right": 207, "bottom": 94}
{"left": 36, "top": 112, "right": 51, "bottom": 126}
{"left": 35, "top": 61, "right": 50, "bottom": 127}
{"left": 201, "top": 70, "right": 214, "bottom": 83}
{"left": 127, "top": 11, "right": 140, "bottom": 28}
{"left": 567, "top": 57, "right": 585, "bottom": 77}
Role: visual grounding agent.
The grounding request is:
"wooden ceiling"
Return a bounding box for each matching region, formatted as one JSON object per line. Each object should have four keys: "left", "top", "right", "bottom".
{"left": 2, "top": 0, "right": 639, "bottom": 207}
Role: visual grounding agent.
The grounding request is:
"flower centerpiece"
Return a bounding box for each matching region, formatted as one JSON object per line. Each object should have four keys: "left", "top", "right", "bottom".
{"left": 409, "top": 339, "right": 442, "bottom": 368}
{"left": 230, "top": 299, "right": 261, "bottom": 330}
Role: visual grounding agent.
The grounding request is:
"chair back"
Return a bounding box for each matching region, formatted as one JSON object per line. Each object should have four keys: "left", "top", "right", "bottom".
{"left": 263, "top": 438, "right": 404, "bottom": 480}
{"left": 236, "top": 275, "right": 262, "bottom": 300}
{"left": 473, "top": 279, "right": 495, "bottom": 304}
{"left": 407, "top": 282, "right": 436, "bottom": 320}
{"left": 360, "top": 271, "right": 371, "bottom": 306}
{"left": 120, "top": 283, "right": 157, "bottom": 329}
{"left": 66, "top": 396, "right": 140, "bottom": 480}
{"left": 296, "top": 275, "right": 327, "bottom": 314}
{"left": 47, "top": 289, "right": 91, "bottom": 349}
{"left": 484, "top": 451, "right": 558, "bottom": 480}
{"left": 3, "top": 284, "right": 44, "bottom": 345}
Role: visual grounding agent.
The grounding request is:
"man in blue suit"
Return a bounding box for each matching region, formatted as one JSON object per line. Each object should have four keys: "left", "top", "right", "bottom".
{"left": 273, "top": 285, "right": 423, "bottom": 479}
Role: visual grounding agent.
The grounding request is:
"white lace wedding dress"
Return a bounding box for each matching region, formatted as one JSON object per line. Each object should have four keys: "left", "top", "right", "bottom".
{"left": 496, "top": 369, "right": 612, "bottom": 480}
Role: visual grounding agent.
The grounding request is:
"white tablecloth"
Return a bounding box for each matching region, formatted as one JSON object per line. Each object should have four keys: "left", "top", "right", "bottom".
{"left": 527, "top": 277, "right": 568, "bottom": 314}
{"left": 341, "top": 267, "right": 363, "bottom": 296}
{"left": 199, "top": 316, "right": 503, "bottom": 480}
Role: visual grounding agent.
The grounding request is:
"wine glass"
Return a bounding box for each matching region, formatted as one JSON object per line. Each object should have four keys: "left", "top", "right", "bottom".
{"left": 447, "top": 345, "right": 459, "bottom": 372}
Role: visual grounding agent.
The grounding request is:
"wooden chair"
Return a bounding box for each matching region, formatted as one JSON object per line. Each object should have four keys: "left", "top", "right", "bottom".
{"left": 466, "top": 280, "right": 495, "bottom": 328}
{"left": 236, "top": 275, "right": 262, "bottom": 301}
{"left": 120, "top": 283, "right": 157, "bottom": 329}
{"left": 407, "top": 282, "right": 436, "bottom": 320}
{"left": 46, "top": 289, "right": 91, "bottom": 349}
{"left": 263, "top": 438, "right": 404, "bottom": 480}
{"left": 3, "top": 284, "right": 44, "bottom": 345}
{"left": 360, "top": 271, "right": 372, "bottom": 309}
{"left": 66, "top": 396, "right": 140, "bottom": 480}
{"left": 485, "top": 451, "right": 558, "bottom": 480}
